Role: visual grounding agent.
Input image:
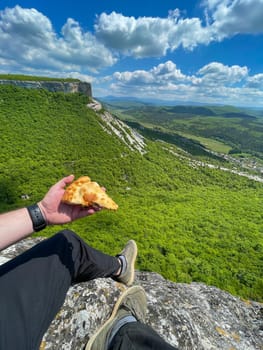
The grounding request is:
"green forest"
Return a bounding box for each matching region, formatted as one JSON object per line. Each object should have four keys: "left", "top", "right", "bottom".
{"left": 0, "top": 85, "right": 263, "bottom": 302}
{"left": 103, "top": 101, "right": 263, "bottom": 160}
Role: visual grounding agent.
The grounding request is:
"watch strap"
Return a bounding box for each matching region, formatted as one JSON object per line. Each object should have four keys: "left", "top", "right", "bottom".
{"left": 27, "top": 204, "right": 47, "bottom": 232}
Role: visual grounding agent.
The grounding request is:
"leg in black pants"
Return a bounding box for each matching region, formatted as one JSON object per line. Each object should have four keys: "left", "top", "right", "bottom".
{"left": 85, "top": 285, "right": 178, "bottom": 350}
{"left": 0, "top": 229, "right": 120, "bottom": 350}
{"left": 109, "top": 323, "right": 178, "bottom": 350}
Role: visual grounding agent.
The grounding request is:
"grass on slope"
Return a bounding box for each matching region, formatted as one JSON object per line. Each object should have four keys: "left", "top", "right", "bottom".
{"left": 0, "top": 85, "right": 262, "bottom": 302}
{"left": 175, "top": 131, "right": 232, "bottom": 154}
{"left": 0, "top": 74, "right": 79, "bottom": 82}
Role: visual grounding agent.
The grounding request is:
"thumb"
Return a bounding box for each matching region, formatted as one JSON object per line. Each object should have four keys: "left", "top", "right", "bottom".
{"left": 61, "top": 174, "right": 75, "bottom": 187}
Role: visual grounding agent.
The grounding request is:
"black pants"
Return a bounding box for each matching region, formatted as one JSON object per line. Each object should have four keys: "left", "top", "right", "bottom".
{"left": 0, "top": 230, "right": 175, "bottom": 350}
{"left": 109, "top": 323, "right": 178, "bottom": 350}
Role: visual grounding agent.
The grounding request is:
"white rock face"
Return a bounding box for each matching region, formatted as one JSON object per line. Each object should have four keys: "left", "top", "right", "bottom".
{"left": 0, "top": 80, "right": 92, "bottom": 97}
{"left": 1, "top": 238, "right": 262, "bottom": 350}
{"left": 87, "top": 99, "right": 146, "bottom": 154}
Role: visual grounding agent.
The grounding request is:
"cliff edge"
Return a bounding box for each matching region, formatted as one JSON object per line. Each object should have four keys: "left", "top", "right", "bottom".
{"left": 0, "top": 79, "right": 92, "bottom": 97}
{"left": 1, "top": 238, "right": 262, "bottom": 350}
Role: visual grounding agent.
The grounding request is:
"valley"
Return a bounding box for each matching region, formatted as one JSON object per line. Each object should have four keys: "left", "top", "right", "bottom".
{"left": 0, "top": 85, "right": 262, "bottom": 302}
{"left": 101, "top": 99, "right": 263, "bottom": 181}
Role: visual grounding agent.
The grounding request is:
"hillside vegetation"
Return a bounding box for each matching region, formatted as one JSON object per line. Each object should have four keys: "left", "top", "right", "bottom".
{"left": 0, "top": 74, "right": 79, "bottom": 82}
{"left": 103, "top": 101, "right": 263, "bottom": 159}
{"left": 1, "top": 85, "right": 263, "bottom": 301}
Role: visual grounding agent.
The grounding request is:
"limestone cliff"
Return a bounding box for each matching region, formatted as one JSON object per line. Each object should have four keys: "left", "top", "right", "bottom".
{"left": 87, "top": 99, "right": 146, "bottom": 154}
{"left": 0, "top": 79, "right": 92, "bottom": 97}
{"left": 0, "top": 238, "right": 262, "bottom": 350}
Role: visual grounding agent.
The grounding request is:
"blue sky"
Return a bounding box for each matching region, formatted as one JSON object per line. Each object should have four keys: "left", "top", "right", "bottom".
{"left": 0, "top": 0, "right": 263, "bottom": 107}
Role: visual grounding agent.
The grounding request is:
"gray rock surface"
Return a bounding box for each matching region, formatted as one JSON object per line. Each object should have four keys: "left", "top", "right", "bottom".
{"left": 0, "top": 79, "right": 92, "bottom": 97}
{"left": 1, "top": 238, "right": 262, "bottom": 350}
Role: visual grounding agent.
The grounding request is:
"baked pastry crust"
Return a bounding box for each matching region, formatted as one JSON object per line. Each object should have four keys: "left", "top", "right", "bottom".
{"left": 62, "top": 176, "right": 118, "bottom": 210}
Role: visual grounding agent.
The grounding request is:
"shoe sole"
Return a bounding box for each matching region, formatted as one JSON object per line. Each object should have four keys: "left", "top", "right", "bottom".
{"left": 85, "top": 285, "right": 144, "bottom": 350}
{"left": 125, "top": 240, "right": 137, "bottom": 286}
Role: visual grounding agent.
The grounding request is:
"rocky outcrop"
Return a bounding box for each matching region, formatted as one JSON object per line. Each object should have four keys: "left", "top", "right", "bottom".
{"left": 1, "top": 238, "right": 262, "bottom": 350}
{"left": 87, "top": 99, "right": 146, "bottom": 154}
{"left": 0, "top": 79, "right": 92, "bottom": 97}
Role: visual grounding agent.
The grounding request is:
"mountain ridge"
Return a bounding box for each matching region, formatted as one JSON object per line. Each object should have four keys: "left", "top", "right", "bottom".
{"left": 99, "top": 95, "right": 263, "bottom": 116}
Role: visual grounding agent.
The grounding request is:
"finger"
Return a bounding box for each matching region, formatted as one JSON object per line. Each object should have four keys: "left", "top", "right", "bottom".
{"left": 87, "top": 208, "right": 96, "bottom": 215}
{"left": 76, "top": 206, "right": 98, "bottom": 218}
{"left": 57, "top": 175, "right": 74, "bottom": 189}
{"left": 64, "top": 174, "right": 75, "bottom": 184}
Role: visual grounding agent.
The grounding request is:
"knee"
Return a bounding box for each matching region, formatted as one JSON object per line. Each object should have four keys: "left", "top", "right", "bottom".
{"left": 52, "top": 229, "right": 83, "bottom": 249}
{"left": 54, "top": 229, "right": 79, "bottom": 240}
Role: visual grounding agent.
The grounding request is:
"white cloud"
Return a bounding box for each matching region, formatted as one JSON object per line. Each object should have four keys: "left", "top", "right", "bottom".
{"left": 246, "top": 73, "right": 263, "bottom": 88}
{"left": 1, "top": 5, "right": 263, "bottom": 107}
{"left": 94, "top": 1, "right": 263, "bottom": 58}
{"left": 111, "top": 61, "right": 248, "bottom": 90}
{"left": 95, "top": 11, "right": 171, "bottom": 57}
{"left": 95, "top": 61, "right": 263, "bottom": 107}
{"left": 197, "top": 62, "right": 248, "bottom": 85}
{"left": 1, "top": 3, "right": 262, "bottom": 75}
{"left": 0, "top": 6, "right": 116, "bottom": 73}
{"left": 206, "top": 0, "right": 263, "bottom": 39}
{"left": 152, "top": 61, "right": 186, "bottom": 80}
{"left": 113, "top": 61, "right": 187, "bottom": 87}
{"left": 95, "top": 11, "right": 211, "bottom": 58}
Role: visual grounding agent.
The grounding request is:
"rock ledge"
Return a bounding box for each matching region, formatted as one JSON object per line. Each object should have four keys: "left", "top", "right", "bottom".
{"left": 1, "top": 238, "right": 262, "bottom": 350}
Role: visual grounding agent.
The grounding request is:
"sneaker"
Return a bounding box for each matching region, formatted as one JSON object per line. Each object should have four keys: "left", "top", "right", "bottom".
{"left": 85, "top": 285, "right": 147, "bottom": 350}
{"left": 115, "top": 240, "right": 137, "bottom": 286}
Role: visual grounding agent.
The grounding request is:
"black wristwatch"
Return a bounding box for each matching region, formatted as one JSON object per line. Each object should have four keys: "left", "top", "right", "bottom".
{"left": 27, "top": 204, "right": 47, "bottom": 232}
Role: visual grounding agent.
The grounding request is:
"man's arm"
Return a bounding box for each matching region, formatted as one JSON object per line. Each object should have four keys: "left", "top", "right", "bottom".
{"left": 0, "top": 175, "right": 100, "bottom": 251}
{"left": 0, "top": 207, "right": 34, "bottom": 250}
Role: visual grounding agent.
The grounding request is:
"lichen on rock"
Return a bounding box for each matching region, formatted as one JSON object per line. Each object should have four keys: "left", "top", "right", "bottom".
{"left": 1, "top": 238, "right": 262, "bottom": 350}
